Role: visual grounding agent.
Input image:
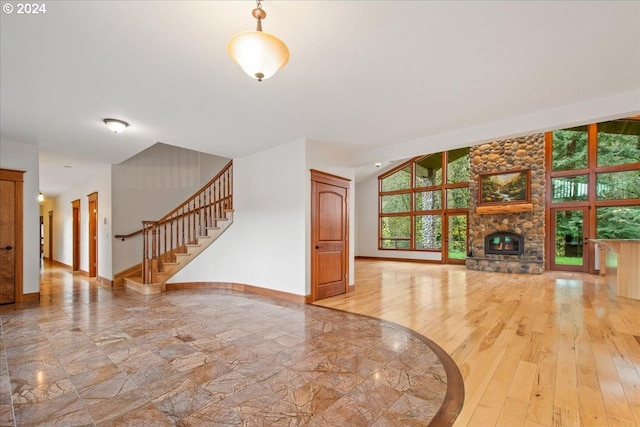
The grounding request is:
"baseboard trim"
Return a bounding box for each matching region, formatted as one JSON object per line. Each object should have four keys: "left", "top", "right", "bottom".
{"left": 97, "top": 276, "right": 113, "bottom": 286}
{"left": 22, "top": 292, "right": 40, "bottom": 302}
{"left": 166, "top": 282, "right": 306, "bottom": 304}
{"left": 355, "top": 255, "right": 442, "bottom": 264}
{"left": 49, "top": 259, "right": 72, "bottom": 269}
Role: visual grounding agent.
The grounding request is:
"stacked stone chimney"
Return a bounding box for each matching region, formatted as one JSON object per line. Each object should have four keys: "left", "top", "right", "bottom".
{"left": 465, "top": 133, "right": 546, "bottom": 274}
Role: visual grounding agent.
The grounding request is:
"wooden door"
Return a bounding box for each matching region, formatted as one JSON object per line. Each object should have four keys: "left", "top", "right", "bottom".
{"left": 88, "top": 192, "right": 97, "bottom": 277}
{"left": 48, "top": 210, "right": 53, "bottom": 261}
{"left": 311, "top": 170, "right": 350, "bottom": 301}
{"left": 72, "top": 199, "right": 80, "bottom": 271}
{"left": 0, "top": 169, "right": 24, "bottom": 304}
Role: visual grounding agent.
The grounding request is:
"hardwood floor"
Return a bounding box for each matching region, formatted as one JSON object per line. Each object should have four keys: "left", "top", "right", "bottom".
{"left": 314, "top": 259, "right": 640, "bottom": 427}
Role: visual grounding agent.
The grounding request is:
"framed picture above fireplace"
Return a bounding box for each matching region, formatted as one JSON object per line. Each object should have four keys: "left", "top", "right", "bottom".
{"left": 479, "top": 169, "right": 530, "bottom": 205}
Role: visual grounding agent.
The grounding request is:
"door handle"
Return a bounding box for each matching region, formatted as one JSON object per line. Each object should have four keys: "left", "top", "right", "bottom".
{"left": 315, "top": 245, "right": 320, "bottom": 249}
{"left": 1, "top": 245, "right": 13, "bottom": 251}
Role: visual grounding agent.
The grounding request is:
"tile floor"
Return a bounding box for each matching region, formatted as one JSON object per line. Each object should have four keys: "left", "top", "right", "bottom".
{"left": 0, "top": 266, "right": 458, "bottom": 426}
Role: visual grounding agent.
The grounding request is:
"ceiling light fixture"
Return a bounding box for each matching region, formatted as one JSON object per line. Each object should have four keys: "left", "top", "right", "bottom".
{"left": 38, "top": 192, "right": 45, "bottom": 202}
{"left": 103, "top": 118, "right": 129, "bottom": 134}
{"left": 227, "top": 0, "right": 289, "bottom": 82}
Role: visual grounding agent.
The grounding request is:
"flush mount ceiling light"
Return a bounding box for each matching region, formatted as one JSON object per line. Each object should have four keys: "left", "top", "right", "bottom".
{"left": 227, "top": 0, "right": 289, "bottom": 82}
{"left": 103, "top": 118, "right": 129, "bottom": 134}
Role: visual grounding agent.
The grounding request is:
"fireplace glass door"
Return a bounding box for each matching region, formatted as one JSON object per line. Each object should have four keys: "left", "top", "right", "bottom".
{"left": 550, "top": 207, "right": 590, "bottom": 272}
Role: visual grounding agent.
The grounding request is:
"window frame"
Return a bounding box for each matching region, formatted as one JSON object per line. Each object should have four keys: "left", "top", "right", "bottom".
{"left": 378, "top": 149, "right": 470, "bottom": 252}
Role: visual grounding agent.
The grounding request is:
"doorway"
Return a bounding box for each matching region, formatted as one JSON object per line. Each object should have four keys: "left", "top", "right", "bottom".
{"left": 549, "top": 207, "right": 590, "bottom": 272}
{"left": 0, "top": 169, "right": 24, "bottom": 304}
{"left": 88, "top": 192, "right": 98, "bottom": 278}
{"left": 444, "top": 213, "right": 468, "bottom": 264}
{"left": 48, "top": 210, "right": 53, "bottom": 262}
{"left": 310, "top": 170, "right": 350, "bottom": 302}
{"left": 72, "top": 199, "right": 80, "bottom": 271}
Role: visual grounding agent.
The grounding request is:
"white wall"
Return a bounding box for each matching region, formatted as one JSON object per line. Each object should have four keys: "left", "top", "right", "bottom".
{"left": 51, "top": 164, "right": 113, "bottom": 279}
{"left": 111, "top": 143, "right": 229, "bottom": 274}
{"left": 356, "top": 172, "right": 441, "bottom": 261}
{"left": 305, "top": 139, "right": 356, "bottom": 289}
{"left": 0, "top": 138, "right": 41, "bottom": 294}
{"left": 170, "top": 139, "right": 308, "bottom": 296}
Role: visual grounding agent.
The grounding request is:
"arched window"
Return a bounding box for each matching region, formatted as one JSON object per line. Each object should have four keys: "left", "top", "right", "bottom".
{"left": 379, "top": 148, "right": 470, "bottom": 261}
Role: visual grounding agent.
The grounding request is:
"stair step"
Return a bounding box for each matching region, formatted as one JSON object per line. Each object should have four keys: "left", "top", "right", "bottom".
{"left": 124, "top": 277, "right": 162, "bottom": 295}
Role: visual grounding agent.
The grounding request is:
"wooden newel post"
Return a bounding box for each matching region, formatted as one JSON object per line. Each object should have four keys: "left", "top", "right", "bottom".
{"left": 142, "top": 220, "right": 158, "bottom": 284}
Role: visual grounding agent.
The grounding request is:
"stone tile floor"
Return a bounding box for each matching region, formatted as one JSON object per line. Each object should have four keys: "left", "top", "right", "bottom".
{"left": 0, "top": 267, "right": 455, "bottom": 426}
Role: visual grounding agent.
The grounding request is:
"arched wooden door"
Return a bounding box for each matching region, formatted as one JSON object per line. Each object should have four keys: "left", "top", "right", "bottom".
{"left": 310, "top": 170, "right": 350, "bottom": 302}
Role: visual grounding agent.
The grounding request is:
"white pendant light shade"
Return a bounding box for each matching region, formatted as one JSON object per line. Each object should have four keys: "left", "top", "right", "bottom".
{"left": 228, "top": 31, "right": 289, "bottom": 81}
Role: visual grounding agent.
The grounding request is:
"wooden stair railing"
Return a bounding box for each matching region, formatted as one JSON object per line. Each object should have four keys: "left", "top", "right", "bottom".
{"left": 141, "top": 160, "right": 233, "bottom": 284}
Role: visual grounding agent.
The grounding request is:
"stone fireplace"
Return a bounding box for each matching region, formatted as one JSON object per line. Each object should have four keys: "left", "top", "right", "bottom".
{"left": 466, "top": 134, "right": 545, "bottom": 274}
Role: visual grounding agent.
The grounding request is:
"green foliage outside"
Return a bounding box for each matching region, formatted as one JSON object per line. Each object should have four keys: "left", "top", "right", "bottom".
{"left": 552, "top": 127, "right": 588, "bottom": 171}
{"left": 555, "top": 256, "right": 583, "bottom": 266}
{"left": 552, "top": 120, "right": 640, "bottom": 263}
{"left": 380, "top": 149, "right": 470, "bottom": 253}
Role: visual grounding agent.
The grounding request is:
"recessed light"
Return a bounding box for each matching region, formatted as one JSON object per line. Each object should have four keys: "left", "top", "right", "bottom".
{"left": 375, "top": 162, "right": 382, "bottom": 168}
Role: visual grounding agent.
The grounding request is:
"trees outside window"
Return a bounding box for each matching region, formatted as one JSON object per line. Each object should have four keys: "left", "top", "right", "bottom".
{"left": 548, "top": 118, "right": 640, "bottom": 271}
{"left": 379, "top": 148, "right": 470, "bottom": 260}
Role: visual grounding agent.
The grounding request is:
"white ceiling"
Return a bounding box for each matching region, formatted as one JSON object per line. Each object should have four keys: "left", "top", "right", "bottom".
{"left": 1, "top": 1, "right": 639, "bottom": 196}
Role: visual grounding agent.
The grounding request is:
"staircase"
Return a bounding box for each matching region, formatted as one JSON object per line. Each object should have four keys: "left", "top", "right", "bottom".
{"left": 123, "top": 160, "right": 233, "bottom": 295}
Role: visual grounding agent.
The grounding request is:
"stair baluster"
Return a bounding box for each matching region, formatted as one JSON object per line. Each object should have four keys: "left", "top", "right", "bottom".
{"left": 140, "top": 160, "right": 233, "bottom": 284}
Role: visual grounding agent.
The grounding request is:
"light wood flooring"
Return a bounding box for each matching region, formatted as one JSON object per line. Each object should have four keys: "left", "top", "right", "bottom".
{"left": 314, "top": 259, "right": 640, "bottom": 427}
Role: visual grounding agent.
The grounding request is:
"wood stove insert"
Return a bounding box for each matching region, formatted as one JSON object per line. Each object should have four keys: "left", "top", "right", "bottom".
{"left": 485, "top": 232, "right": 524, "bottom": 255}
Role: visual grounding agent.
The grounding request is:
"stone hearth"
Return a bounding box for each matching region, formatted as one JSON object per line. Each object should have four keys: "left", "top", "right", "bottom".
{"left": 466, "top": 134, "right": 545, "bottom": 274}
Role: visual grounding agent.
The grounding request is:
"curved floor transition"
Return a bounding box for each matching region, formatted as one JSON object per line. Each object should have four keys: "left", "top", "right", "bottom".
{"left": 0, "top": 268, "right": 463, "bottom": 426}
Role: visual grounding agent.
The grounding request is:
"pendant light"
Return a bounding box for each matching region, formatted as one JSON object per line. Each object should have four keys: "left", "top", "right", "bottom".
{"left": 227, "top": 0, "right": 289, "bottom": 82}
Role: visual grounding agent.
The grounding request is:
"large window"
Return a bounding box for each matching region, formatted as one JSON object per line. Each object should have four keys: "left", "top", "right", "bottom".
{"left": 548, "top": 117, "right": 640, "bottom": 271}
{"left": 379, "top": 148, "right": 470, "bottom": 256}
